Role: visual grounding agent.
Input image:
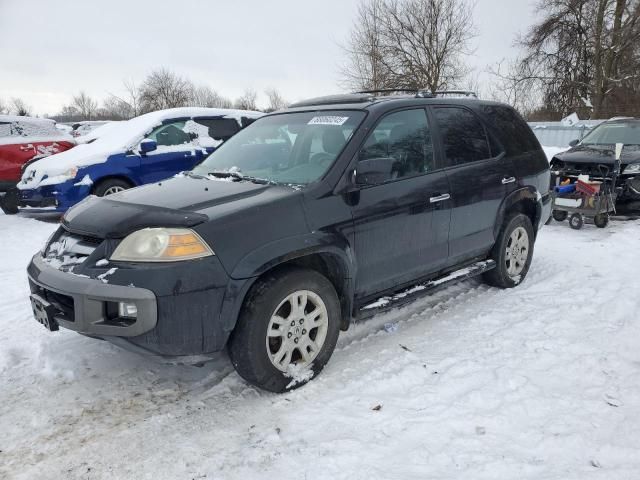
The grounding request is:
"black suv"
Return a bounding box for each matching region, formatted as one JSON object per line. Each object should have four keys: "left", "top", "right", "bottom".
{"left": 27, "top": 92, "right": 551, "bottom": 392}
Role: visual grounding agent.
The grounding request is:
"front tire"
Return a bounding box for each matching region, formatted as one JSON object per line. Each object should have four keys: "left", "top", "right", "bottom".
{"left": 228, "top": 267, "right": 341, "bottom": 393}
{"left": 0, "top": 188, "right": 19, "bottom": 214}
{"left": 484, "top": 213, "right": 535, "bottom": 289}
{"left": 93, "top": 178, "right": 131, "bottom": 197}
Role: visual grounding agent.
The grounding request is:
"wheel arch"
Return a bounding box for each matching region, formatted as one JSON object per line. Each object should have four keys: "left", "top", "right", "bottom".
{"left": 90, "top": 174, "right": 137, "bottom": 194}
{"left": 220, "top": 243, "right": 356, "bottom": 337}
{"left": 495, "top": 187, "right": 541, "bottom": 237}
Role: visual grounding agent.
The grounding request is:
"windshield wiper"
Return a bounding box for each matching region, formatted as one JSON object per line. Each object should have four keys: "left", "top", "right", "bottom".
{"left": 183, "top": 171, "right": 208, "bottom": 180}
{"left": 207, "top": 170, "right": 274, "bottom": 185}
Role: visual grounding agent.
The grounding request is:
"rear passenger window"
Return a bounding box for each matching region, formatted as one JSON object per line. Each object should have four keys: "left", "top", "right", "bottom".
{"left": 434, "top": 107, "right": 491, "bottom": 166}
{"left": 482, "top": 105, "right": 539, "bottom": 155}
{"left": 359, "top": 109, "right": 434, "bottom": 181}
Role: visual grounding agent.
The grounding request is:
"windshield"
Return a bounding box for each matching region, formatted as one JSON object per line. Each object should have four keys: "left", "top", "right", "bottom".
{"left": 581, "top": 122, "right": 640, "bottom": 146}
{"left": 193, "top": 110, "right": 365, "bottom": 185}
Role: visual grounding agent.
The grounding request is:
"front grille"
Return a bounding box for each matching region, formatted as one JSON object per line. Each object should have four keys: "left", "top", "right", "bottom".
{"left": 44, "top": 230, "right": 102, "bottom": 272}
{"left": 29, "top": 280, "right": 75, "bottom": 322}
{"left": 20, "top": 198, "right": 57, "bottom": 208}
{"left": 560, "top": 162, "right": 613, "bottom": 178}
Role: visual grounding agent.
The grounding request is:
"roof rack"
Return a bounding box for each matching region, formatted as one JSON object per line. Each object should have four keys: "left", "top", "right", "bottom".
{"left": 356, "top": 88, "right": 478, "bottom": 99}
{"left": 289, "top": 89, "right": 480, "bottom": 108}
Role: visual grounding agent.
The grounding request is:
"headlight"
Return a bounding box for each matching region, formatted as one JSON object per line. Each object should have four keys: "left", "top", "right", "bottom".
{"left": 624, "top": 163, "right": 640, "bottom": 174}
{"left": 110, "top": 228, "right": 214, "bottom": 262}
{"left": 62, "top": 166, "right": 79, "bottom": 179}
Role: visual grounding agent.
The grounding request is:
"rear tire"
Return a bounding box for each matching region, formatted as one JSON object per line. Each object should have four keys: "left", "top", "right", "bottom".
{"left": 228, "top": 267, "right": 341, "bottom": 393}
{"left": 552, "top": 210, "right": 568, "bottom": 222}
{"left": 0, "top": 188, "right": 19, "bottom": 215}
{"left": 484, "top": 213, "right": 535, "bottom": 289}
{"left": 93, "top": 178, "right": 131, "bottom": 197}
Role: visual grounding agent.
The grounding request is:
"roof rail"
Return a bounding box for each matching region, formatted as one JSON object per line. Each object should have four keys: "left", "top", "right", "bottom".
{"left": 356, "top": 88, "right": 436, "bottom": 98}
{"left": 434, "top": 90, "right": 478, "bottom": 98}
{"left": 289, "top": 93, "right": 375, "bottom": 108}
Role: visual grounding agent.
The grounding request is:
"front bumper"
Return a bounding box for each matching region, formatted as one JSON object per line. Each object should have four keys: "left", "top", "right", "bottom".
{"left": 28, "top": 254, "right": 157, "bottom": 337}
{"left": 27, "top": 248, "right": 234, "bottom": 356}
{"left": 18, "top": 179, "right": 91, "bottom": 213}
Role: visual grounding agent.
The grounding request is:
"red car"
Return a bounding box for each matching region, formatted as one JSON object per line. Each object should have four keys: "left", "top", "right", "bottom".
{"left": 0, "top": 115, "right": 75, "bottom": 213}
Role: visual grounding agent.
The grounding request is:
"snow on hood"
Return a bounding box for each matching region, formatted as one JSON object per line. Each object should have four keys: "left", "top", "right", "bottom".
{"left": 19, "top": 107, "right": 263, "bottom": 189}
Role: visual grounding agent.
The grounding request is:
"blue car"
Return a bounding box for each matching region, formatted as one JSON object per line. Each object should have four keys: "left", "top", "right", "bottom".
{"left": 17, "top": 107, "right": 261, "bottom": 213}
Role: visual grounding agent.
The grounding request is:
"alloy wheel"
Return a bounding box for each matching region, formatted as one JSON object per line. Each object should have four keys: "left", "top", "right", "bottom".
{"left": 265, "top": 290, "right": 329, "bottom": 371}
{"left": 505, "top": 226, "right": 529, "bottom": 277}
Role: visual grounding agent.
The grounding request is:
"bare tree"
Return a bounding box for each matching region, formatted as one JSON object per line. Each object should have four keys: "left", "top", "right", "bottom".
{"left": 11, "top": 98, "right": 31, "bottom": 116}
{"left": 340, "top": 0, "right": 476, "bottom": 92}
{"left": 190, "top": 85, "right": 233, "bottom": 108}
{"left": 0, "top": 98, "right": 8, "bottom": 115}
{"left": 487, "top": 59, "right": 543, "bottom": 117}
{"left": 264, "top": 87, "right": 288, "bottom": 112}
{"left": 139, "top": 68, "right": 194, "bottom": 112}
{"left": 513, "top": 0, "right": 640, "bottom": 119}
{"left": 340, "top": 0, "right": 389, "bottom": 91}
{"left": 102, "top": 95, "right": 134, "bottom": 120}
{"left": 71, "top": 91, "right": 98, "bottom": 120}
{"left": 233, "top": 89, "right": 258, "bottom": 110}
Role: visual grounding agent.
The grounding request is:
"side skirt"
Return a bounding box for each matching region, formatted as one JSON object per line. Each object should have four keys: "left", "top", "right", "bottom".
{"left": 356, "top": 259, "right": 496, "bottom": 320}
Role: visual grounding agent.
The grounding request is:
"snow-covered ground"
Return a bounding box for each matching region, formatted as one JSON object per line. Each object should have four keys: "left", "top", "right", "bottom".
{"left": 1, "top": 211, "right": 640, "bottom": 480}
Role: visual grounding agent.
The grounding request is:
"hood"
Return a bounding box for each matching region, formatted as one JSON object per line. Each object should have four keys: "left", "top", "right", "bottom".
{"left": 62, "top": 175, "right": 298, "bottom": 239}
{"left": 19, "top": 144, "right": 113, "bottom": 189}
{"left": 556, "top": 144, "right": 640, "bottom": 166}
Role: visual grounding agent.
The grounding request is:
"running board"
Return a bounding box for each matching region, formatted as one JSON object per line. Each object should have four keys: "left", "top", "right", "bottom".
{"left": 357, "top": 260, "right": 496, "bottom": 320}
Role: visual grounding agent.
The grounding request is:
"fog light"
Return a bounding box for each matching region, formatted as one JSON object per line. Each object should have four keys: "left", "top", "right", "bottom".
{"left": 118, "top": 302, "right": 138, "bottom": 318}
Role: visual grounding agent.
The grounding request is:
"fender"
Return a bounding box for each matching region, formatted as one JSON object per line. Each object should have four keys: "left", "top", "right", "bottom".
{"left": 217, "top": 231, "right": 356, "bottom": 335}
{"left": 82, "top": 156, "right": 142, "bottom": 188}
{"left": 494, "top": 186, "right": 542, "bottom": 238}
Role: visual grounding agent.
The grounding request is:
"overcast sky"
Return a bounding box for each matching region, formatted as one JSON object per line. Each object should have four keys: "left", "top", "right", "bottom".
{"left": 0, "top": 0, "right": 539, "bottom": 116}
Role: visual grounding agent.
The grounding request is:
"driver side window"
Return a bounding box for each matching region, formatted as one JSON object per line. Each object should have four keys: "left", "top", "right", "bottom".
{"left": 359, "top": 109, "right": 433, "bottom": 182}
{"left": 146, "top": 121, "right": 191, "bottom": 147}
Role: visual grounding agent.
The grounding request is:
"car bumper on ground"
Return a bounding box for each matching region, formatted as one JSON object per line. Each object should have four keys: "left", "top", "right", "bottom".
{"left": 18, "top": 179, "right": 91, "bottom": 213}
{"left": 27, "top": 250, "right": 234, "bottom": 357}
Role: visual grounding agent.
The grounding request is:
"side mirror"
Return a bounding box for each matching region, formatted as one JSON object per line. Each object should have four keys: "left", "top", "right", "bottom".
{"left": 139, "top": 139, "right": 157, "bottom": 154}
{"left": 355, "top": 158, "right": 395, "bottom": 186}
{"left": 568, "top": 139, "right": 579, "bottom": 147}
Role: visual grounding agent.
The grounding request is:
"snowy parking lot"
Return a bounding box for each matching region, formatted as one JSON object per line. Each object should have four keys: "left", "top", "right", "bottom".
{"left": 1, "top": 211, "right": 639, "bottom": 479}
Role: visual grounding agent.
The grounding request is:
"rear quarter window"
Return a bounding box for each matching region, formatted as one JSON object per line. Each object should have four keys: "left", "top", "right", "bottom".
{"left": 482, "top": 105, "right": 539, "bottom": 156}
{"left": 196, "top": 118, "right": 240, "bottom": 141}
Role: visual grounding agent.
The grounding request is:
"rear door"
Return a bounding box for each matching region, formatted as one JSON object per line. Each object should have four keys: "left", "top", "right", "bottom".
{"left": 431, "top": 105, "right": 517, "bottom": 265}
{"left": 351, "top": 108, "right": 451, "bottom": 298}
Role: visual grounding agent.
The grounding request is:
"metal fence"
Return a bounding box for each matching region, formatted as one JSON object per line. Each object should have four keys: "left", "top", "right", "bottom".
{"left": 528, "top": 120, "right": 605, "bottom": 147}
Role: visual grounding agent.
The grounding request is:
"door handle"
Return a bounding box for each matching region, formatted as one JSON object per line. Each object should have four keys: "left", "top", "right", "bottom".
{"left": 429, "top": 193, "right": 450, "bottom": 203}
{"left": 502, "top": 177, "right": 516, "bottom": 184}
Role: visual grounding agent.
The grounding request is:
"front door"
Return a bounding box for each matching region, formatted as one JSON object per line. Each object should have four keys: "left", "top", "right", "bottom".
{"left": 350, "top": 108, "right": 451, "bottom": 298}
{"left": 431, "top": 106, "right": 517, "bottom": 265}
{"left": 138, "top": 120, "right": 206, "bottom": 183}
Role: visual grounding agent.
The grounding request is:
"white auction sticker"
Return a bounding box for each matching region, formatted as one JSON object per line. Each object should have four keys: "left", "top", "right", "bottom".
{"left": 307, "top": 116, "right": 349, "bottom": 126}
